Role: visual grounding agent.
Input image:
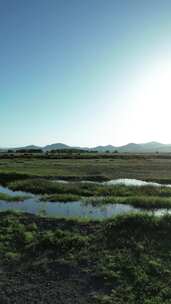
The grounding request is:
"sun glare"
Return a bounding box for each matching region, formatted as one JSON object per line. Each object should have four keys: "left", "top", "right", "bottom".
{"left": 131, "top": 58, "right": 171, "bottom": 121}
{"left": 116, "top": 57, "right": 171, "bottom": 144}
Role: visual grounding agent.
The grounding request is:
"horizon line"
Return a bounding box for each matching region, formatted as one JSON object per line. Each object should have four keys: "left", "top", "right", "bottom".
{"left": 1, "top": 140, "right": 170, "bottom": 150}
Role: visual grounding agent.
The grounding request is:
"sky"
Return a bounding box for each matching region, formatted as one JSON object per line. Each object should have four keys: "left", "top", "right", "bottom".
{"left": 1, "top": 0, "right": 171, "bottom": 147}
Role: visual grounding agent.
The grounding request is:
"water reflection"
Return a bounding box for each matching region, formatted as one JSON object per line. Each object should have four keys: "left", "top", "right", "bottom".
{"left": 0, "top": 184, "right": 171, "bottom": 219}
{"left": 104, "top": 178, "right": 161, "bottom": 187}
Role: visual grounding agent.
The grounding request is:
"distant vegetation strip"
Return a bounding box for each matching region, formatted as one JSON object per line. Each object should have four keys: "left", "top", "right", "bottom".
{"left": 84, "top": 195, "right": 171, "bottom": 209}
{"left": 8, "top": 179, "right": 171, "bottom": 196}
{"left": 0, "top": 193, "right": 30, "bottom": 202}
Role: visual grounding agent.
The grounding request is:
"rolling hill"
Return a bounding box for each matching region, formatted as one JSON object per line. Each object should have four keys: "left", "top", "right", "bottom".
{"left": 2, "top": 141, "right": 171, "bottom": 153}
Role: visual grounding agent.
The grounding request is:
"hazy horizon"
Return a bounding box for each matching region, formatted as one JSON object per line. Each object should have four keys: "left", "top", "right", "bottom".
{"left": 1, "top": 0, "right": 171, "bottom": 147}
{"left": 2, "top": 140, "right": 171, "bottom": 150}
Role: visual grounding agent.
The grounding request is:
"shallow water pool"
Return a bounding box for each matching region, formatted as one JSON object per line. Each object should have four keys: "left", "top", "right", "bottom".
{"left": 0, "top": 184, "right": 171, "bottom": 219}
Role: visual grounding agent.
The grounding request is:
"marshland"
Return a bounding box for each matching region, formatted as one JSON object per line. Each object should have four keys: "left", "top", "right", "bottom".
{"left": 0, "top": 152, "right": 171, "bottom": 303}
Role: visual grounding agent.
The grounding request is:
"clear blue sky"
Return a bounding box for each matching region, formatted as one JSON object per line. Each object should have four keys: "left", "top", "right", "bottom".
{"left": 1, "top": 0, "right": 171, "bottom": 147}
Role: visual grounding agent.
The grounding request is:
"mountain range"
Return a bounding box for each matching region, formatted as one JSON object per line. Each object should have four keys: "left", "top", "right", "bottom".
{"left": 2, "top": 141, "right": 171, "bottom": 153}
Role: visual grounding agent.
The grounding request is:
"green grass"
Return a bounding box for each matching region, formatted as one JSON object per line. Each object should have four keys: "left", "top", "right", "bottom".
{"left": 1, "top": 153, "right": 171, "bottom": 183}
{"left": 8, "top": 179, "right": 100, "bottom": 195}
{"left": 0, "top": 192, "right": 30, "bottom": 202}
{"left": 0, "top": 212, "right": 171, "bottom": 303}
{"left": 85, "top": 195, "right": 171, "bottom": 209}
{"left": 7, "top": 179, "right": 171, "bottom": 209}
{"left": 8, "top": 178, "right": 171, "bottom": 196}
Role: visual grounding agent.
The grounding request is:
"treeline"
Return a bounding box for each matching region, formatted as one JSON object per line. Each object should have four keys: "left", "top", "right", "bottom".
{"left": 49, "top": 148, "right": 98, "bottom": 154}
{"left": 0, "top": 152, "right": 161, "bottom": 161}
{"left": 14, "top": 149, "right": 43, "bottom": 153}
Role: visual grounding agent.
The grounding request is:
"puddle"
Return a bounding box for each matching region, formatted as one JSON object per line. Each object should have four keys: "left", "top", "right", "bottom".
{"left": 0, "top": 184, "right": 171, "bottom": 219}
{"left": 0, "top": 185, "right": 138, "bottom": 218}
{"left": 104, "top": 178, "right": 162, "bottom": 187}
{"left": 53, "top": 178, "right": 170, "bottom": 187}
{"left": 0, "top": 199, "right": 139, "bottom": 219}
{"left": 0, "top": 185, "right": 33, "bottom": 197}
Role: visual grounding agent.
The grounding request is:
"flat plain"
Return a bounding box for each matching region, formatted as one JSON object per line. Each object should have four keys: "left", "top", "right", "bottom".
{"left": 1, "top": 153, "right": 171, "bottom": 182}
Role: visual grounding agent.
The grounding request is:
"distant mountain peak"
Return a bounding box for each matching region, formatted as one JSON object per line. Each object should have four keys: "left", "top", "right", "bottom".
{"left": 2, "top": 141, "right": 171, "bottom": 153}
{"left": 141, "top": 141, "right": 163, "bottom": 146}
{"left": 43, "top": 143, "right": 70, "bottom": 151}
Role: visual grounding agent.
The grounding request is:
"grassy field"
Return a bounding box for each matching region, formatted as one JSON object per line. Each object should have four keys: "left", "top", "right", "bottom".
{"left": 1, "top": 153, "right": 171, "bottom": 182}
{"left": 1, "top": 153, "right": 171, "bottom": 209}
{"left": 0, "top": 154, "right": 171, "bottom": 303}
{"left": 0, "top": 211, "right": 170, "bottom": 303}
